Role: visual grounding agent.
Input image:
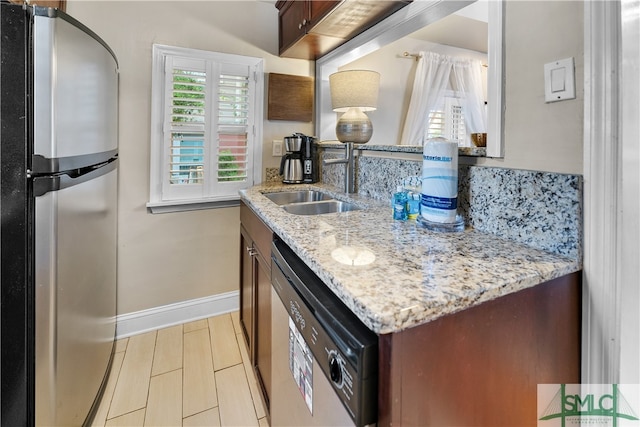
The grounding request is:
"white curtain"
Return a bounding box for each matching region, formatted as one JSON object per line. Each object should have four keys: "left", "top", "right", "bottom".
{"left": 400, "top": 51, "right": 486, "bottom": 146}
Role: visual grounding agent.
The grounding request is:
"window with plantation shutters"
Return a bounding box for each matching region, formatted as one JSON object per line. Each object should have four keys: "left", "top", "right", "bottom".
{"left": 426, "top": 95, "right": 467, "bottom": 146}
{"left": 148, "top": 45, "right": 263, "bottom": 212}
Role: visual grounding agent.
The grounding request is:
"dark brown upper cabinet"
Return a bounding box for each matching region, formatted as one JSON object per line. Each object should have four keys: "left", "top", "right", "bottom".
{"left": 276, "top": 0, "right": 410, "bottom": 60}
{"left": 8, "top": 0, "right": 66, "bottom": 12}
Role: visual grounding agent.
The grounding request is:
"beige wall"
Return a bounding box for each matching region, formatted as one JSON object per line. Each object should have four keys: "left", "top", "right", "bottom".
{"left": 66, "top": 1, "right": 313, "bottom": 314}
{"left": 476, "top": 0, "right": 584, "bottom": 175}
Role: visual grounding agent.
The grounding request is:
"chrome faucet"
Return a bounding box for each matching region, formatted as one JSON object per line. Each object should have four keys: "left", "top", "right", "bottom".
{"left": 323, "top": 142, "right": 356, "bottom": 193}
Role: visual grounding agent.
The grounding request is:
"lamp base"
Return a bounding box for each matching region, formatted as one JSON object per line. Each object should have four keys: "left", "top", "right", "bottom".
{"left": 336, "top": 107, "right": 373, "bottom": 144}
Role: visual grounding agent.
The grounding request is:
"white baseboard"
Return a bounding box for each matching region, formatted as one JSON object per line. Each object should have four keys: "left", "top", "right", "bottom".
{"left": 115, "top": 291, "right": 239, "bottom": 339}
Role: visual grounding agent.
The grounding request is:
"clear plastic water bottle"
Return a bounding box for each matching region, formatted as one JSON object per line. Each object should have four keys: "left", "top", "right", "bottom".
{"left": 407, "top": 192, "right": 420, "bottom": 220}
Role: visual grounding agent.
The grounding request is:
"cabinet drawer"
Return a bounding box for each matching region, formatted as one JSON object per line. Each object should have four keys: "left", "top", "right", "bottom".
{"left": 240, "top": 202, "right": 273, "bottom": 264}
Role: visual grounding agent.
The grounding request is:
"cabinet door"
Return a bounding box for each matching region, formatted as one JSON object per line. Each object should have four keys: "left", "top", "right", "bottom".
{"left": 278, "top": 0, "right": 308, "bottom": 55}
{"left": 254, "top": 253, "right": 272, "bottom": 407}
{"left": 309, "top": 0, "right": 339, "bottom": 25}
{"left": 239, "top": 225, "right": 254, "bottom": 356}
{"left": 239, "top": 201, "right": 273, "bottom": 411}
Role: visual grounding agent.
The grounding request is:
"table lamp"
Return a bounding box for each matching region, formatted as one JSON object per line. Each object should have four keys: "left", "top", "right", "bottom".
{"left": 329, "top": 70, "right": 380, "bottom": 143}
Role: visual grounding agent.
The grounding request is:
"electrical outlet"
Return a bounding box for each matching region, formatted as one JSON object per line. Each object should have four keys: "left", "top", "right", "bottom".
{"left": 272, "top": 140, "right": 283, "bottom": 157}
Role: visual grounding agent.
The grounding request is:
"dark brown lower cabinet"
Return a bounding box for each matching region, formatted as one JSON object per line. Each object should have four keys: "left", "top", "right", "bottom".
{"left": 378, "top": 272, "right": 582, "bottom": 427}
{"left": 239, "top": 201, "right": 273, "bottom": 412}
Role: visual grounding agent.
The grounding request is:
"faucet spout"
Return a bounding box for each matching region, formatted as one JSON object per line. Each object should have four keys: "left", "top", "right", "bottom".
{"left": 323, "top": 142, "right": 356, "bottom": 193}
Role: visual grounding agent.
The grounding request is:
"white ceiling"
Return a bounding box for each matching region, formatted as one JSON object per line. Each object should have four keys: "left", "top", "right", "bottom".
{"left": 406, "top": 1, "right": 489, "bottom": 53}
{"left": 407, "top": 14, "right": 488, "bottom": 53}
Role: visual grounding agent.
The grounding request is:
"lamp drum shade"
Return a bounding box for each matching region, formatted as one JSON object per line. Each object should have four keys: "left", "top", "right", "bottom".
{"left": 329, "top": 70, "right": 380, "bottom": 112}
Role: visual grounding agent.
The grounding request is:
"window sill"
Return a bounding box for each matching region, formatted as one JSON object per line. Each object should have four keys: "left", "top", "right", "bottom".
{"left": 146, "top": 197, "right": 240, "bottom": 214}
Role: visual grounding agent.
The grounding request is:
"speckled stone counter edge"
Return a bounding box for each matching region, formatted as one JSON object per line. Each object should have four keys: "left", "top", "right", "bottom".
{"left": 319, "top": 142, "right": 486, "bottom": 157}
{"left": 240, "top": 183, "right": 581, "bottom": 334}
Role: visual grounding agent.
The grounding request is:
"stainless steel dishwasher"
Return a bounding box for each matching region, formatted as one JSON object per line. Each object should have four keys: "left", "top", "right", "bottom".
{"left": 270, "top": 237, "right": 378, "bottom": 427}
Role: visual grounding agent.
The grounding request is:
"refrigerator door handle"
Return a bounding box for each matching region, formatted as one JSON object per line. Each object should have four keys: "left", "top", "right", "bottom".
{"left": 31, "top": 149, "right": 118, "bottom": 174}
{"left": 33, "top": 157, "right": 118, "bottom": 197}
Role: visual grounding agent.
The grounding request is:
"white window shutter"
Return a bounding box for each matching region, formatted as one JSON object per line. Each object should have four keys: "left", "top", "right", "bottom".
{"left": 445, "top": 97, "right": 466, "bottom": 146}
{"left": 162, "top": 56, "right": 208, "bottom": 201}
{"left": 426, "top": 95, "right": 467, "bottom": 146}
{"left": 211, "top": 63, "right": 253, "bottom": 196}
{"left": 427, "top": 109, "right": 446, "bottom": 139}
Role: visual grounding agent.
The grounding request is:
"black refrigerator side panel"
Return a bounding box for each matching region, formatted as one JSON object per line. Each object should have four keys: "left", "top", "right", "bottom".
{"left": 0, "top": 4, "right": 34, "bottom": 427}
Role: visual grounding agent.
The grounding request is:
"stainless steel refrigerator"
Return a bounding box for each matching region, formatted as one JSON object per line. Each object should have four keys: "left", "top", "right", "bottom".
{"left": 1, "top": 4, "right": 118, "bottom": 426}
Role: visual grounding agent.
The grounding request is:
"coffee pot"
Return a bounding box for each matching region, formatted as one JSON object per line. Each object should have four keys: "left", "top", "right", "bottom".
{"left": 280, "top": 134, "right": 304, "bottom": 183}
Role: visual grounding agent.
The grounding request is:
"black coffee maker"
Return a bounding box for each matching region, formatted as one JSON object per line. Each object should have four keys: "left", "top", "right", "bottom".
{"left": 301, "top": 134, "right": 318, "bottom": 183}
{"left": 280, "top": 133, "right": 318, "bottom": 184}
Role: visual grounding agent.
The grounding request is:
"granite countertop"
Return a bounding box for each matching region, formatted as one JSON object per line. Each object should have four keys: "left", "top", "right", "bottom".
{"left": 240, "top": 183, "right": 581, "bottom": 335}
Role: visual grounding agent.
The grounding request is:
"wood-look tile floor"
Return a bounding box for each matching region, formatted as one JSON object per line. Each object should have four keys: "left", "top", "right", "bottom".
{"left": 91, "top": 311, "right": 269, "bottom": 427}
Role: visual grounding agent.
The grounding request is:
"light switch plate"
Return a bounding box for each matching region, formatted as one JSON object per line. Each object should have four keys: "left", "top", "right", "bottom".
{"left": 272, "top": 140, "right": 283, "bottom": 157}
{"left": 544, "top": 57, "right": 575, "bottom": 103}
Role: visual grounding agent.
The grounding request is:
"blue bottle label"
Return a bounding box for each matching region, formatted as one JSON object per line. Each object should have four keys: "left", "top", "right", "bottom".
{"left": 421, "top": 194, "right": 458, "bottom": 210}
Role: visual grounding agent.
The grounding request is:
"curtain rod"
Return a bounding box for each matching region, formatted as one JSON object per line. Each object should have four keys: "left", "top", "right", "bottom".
{"left": 402, "top": 51, "right": 488, "bottom": 67}
{"left": 402, "top": 51, "right": 421, "bottom": 61}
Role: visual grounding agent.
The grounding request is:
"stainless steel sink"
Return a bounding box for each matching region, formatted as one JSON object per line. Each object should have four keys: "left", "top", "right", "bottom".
{"left": 263, "top": 190, "right": 333, "bottom": 205}
{"left": 263, "top": 189, "right": 363, "bottom": 215}
{"left": 282, "top": 200, "right": 362, "bottom": 215}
